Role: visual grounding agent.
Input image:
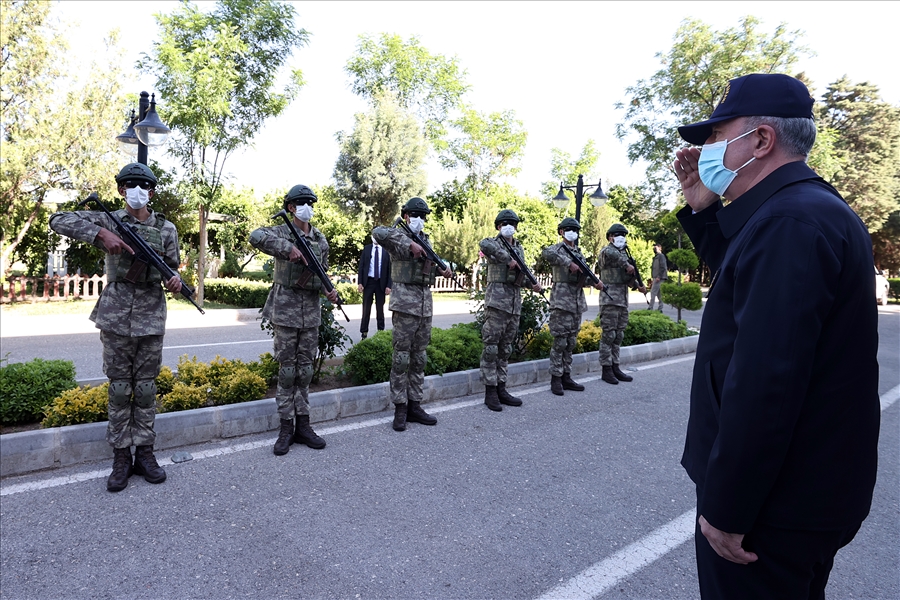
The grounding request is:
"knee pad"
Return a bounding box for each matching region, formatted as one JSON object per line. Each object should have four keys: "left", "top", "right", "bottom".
{"left": 503, "top": 343, "right": 514, "bottom": 359}
{"left": 108, "top": 381, "right": 132, "bottom": 408}
{"left": 483, "top": 344, "right": 499, "bottom": 361}
{"left": 412, "top": 350, "right": 427, "bottom": 369}
{"left": 278, "top": 366, "right": 297, "bottom": 388}
{"left": 297, "top": 363, "right": 314, "bottom": 388}
{"left": 601, "top": 330, "right": 617, "bottom": 345}
{"left": 133, "top": 380, "right": 158, "bottom": 408}
{"left": 393, "top": 351, "right": 410, "bottom": 375}
{"left": 614, "top": 331, "right": 624, "bottom": 345}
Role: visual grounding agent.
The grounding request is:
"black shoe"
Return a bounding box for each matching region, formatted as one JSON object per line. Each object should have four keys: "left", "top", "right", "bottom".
{"left": 612, "top": 364, "right": 633, "bottom": 382}
{"left": 393, "top": 403, "right": 407, "bottom": 431}
{"left": 360, "top": 332, "right": 367, "bottom": 340}
{"left": 551, "top": 375, "right": 564, "bottom": 396}
{"left": 484, "top": 385, "right": 502, "bottom": 411}
{"left": 294, "top": 414, "right": 326, "bottom": 449}
{"left": 497, "top": 382, "right": 522, "bottom": 406}
{"left": 273, "top": 418, "right": 294, "bottom": 455}
{"left": 107, "top": 447, "right": 133, "bottom": 492}
{"left": 407, "top": 400, "right": 437, "bottom": 425}
{"left": 133, "top": 445, "right": 167, "bottom": 484}
{"left": 561, "top": 373, "right": 585, "bottom": 391}
{"left": 601, "top": 365, "right": 619, "bottom": 385}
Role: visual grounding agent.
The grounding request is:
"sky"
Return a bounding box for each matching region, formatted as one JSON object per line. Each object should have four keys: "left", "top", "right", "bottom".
{"left": 53, "top": 0, "right": 900, "bottom": 201}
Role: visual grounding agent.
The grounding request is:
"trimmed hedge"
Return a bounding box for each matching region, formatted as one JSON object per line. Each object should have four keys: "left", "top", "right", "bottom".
{"left": 336, "top": 282, "right": 363, "bottom": 305}
{"left": 203, "top": 278, "right": 271, "bottom": 308}
{"left": 620, "top": 309, "right": 691, "bottom": 347}
{"left": 889, "top": 278, "right": 900, "bottom": 300}
{"left": 1, "top": 358, "right": 77, "bottom": 426}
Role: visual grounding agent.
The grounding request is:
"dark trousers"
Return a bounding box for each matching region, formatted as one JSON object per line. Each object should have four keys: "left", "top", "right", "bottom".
{"left": 695, "top": 515, "right": 861, "bottom": 599}
{"left": 360, "top": 280, "right": 386, "bottom": 334}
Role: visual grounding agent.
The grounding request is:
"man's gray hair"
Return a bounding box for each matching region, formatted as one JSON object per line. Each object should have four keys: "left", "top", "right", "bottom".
{"left": 744, "top": 116, "right": 817, "bottom": 158}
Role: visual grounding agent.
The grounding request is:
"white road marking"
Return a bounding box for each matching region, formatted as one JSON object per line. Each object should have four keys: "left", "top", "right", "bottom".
{"left": 164, "top": 339, "right": 271, "bottom": 350}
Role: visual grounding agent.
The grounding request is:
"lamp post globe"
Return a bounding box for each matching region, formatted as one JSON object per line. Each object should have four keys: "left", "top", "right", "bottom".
{"left": 115, "top": 91, "right": 170, "bottom": 166}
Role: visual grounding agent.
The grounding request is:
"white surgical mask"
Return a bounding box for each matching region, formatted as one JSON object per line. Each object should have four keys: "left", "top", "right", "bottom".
{"left": 563, "top": 230, "right": 578, "bottom": 243}
{"left": 698, "top": 128, "right": 757, "bottom": 196}
{"left": 295, "top": 204, "right": 313, "bottom": 222}
{"left": 613, "top": 236, "right": 626, "bottom": 249}
{"left": 500, "top": 224, "right": 516, "bottom": 238}
{"left": 408, "top": 216, "right": 425, "bottom": 234}
{"left": 125, "top": 187, "right": 150, "bottom": 210}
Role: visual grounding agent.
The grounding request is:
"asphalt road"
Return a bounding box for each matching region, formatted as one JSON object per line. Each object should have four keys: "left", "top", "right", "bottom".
{"left": 0, "top": 308, "right": 896, "bottom": 600}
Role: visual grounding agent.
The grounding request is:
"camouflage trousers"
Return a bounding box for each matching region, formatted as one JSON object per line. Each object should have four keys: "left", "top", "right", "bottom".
{"left": 273, "top": 324, "right": 317, "bottom": 419}
{"left": 548, "top": 309, "right": 580, "bottom": 377}
{"left": 480, "top": 307, "right": 519, "bottom": 386}
{"left": 390, "top": 311, "right": 432, "bottom": 405}
{"left": 599, "top": 305, "right": 629, "bottom": 366}
{"left": 100, "top": 330, "right": 163, "bottom": 449}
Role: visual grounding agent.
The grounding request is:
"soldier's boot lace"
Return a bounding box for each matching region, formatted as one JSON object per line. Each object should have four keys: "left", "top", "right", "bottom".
{"left": 601, "top": 365, "right": 619, "bottom": 385}
{"left": 612, "top": 364, "right": 633, "bottom": 382}
{"left": 407, "top": 400, "right": 437, "bottom": 426}
{"left": 484, "top": 385, "right": 503, "bottom": 411}
{"left": 107, "top": 447, "right": 133, "bottom": 493}
{"left": 392, "top": 403, "right": 408, "bottom": 432}
{"left": 294, "top": 414, "right": 326, "bottom": 449}
{"left": 561, "top": 373, "right": 585, "bottom": 392}
{"left": 551, "top": 375, "right": 564, "bottom": 396}
{"left": 497, "top": 382, "right": 522, "bottom": 406}
{"left": 273, "top": 419, "right": 294, "bottom": 455}
{"left": 133, "top": 445, "right": 167, "bottom": 484}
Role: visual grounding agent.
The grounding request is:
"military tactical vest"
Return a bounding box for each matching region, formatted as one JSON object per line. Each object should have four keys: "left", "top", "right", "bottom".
{"left": 105, "top": 210, "right": 166, "bottom": 284}
{"left": 273, "top": 236, "right": 323, "bottom": 291}
{"left": 600, "top": 247, "right": 630, "bottom": 284}
{"left": 551, "top": 246, "right": 590, "bottom": 287}
{"left": 486, "top": 241, "right": 526, "bottom": 286}
{"left": 391, "top": 258, "right": 436, "bottom": 286}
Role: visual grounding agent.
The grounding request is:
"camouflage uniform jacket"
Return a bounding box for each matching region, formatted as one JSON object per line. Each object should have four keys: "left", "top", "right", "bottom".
{"left": 48, "top": 209, "right": 179, "bottom": 337}
{"left": 372, "top": 226, "right": 433, "bottom": 318}
{"left": 541, "top": 241, "right": 587, "bottom": 315}
{"left": 479, "top": 235, "right": 523, "bottom": 316}
{"left": 599, "top": 243, "right": 638, "bottom": 308}
{"left": 250, "top": 223, "right": 328, "bottom": 329}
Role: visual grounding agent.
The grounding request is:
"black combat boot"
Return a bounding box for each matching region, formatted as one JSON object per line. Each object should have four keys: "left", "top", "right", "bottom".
{"left": 612, "top": 364, "right": 633, "bottom": 382}
{"left": 294, "top": 414, "right": 326, "bottom": 449}
{"left": 601, "top": 365, "right": 619, "bottom": 385}
{"left": 561, "top": 373, "right": 585, "bottom": 391}
{"left": 273, "top": 418, "right": 294, "bottom": 455}
{"left": 497, "top": 382, "right": 522, "bottom": 407}
{"left": 484, "top": 385, "right": 502, "bottom": 411}
{"left": 106, "top": 447, "right": 133, "bottom": 493}
{"left": 407, "top": 400, "right": 437, "bottom": 425}
{"left": 551, "top": 375, "right": 564, "bottom": 396}
{"left": 393, "top": 403, "right": 407, "bottom": 431}
{"left": 133, "top": 445, "right": 167, "bottom": 484}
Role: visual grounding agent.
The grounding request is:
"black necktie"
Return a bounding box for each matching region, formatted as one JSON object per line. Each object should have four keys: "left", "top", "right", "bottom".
{"left": 374, "top": 247, "right": 380, "bottom": 280}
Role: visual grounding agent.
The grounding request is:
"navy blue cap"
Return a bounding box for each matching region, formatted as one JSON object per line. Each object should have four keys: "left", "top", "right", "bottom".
{"left": 678, "top": 74, "right": 815, "bottom": 145}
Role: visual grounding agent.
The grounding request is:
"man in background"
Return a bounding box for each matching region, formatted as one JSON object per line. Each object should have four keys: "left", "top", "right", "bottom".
{"left": 649, "top": 243, "right": 668, "bottom": 312}
{"left": 357, "top": 237, "right": 391, "bottom": 340}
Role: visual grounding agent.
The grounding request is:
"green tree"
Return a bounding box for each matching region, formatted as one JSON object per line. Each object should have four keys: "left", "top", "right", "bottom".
{"left": 345, "top": 33, "right": 469, "bottom": 146}
{"left": 139, "top": 0, "right": 308, "bottom": 304}
{"left": 333, "top": 92, "right": 428, "bottom": 228}
{"left": 615, "top": 16, "right": 809, "bottom": 198}
{"left": 872, "top": 210, "right": 900, "bottom": 274}
{"left": 430, "top": 194, "right": 499, "bottom": 277}
{"left": 540, "top": 140, "right": 601, "bottom": 202}
{"left": 311, "top": 185, "right": 369, "bottom": 275}
{"left": 660, "top": 248, "right": 703, "bottom": 321}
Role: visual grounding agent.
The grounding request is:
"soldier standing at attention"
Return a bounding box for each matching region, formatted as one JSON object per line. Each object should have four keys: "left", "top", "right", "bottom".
{"left": 598, "top": 223, "right": 646, "bottom": 385}
{"left": 649, "top": 243, "right": 668, "bottom": 312}
{"left": 48, "top": 163, "right": 182, "bottom": 492}
{"left": 372, "top": 197, "right": 452, "bottom": 431}
{"left": 541, "top": 218, "right": 602, "bottom": 396}
{"left": 249, "top": 184, "right": 338, "bottom": 456}
{"left": 478, "top": 209, "right": 543, "bottom": 411}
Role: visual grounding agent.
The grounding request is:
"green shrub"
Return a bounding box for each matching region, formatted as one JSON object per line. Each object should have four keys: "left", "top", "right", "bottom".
{"left": 161, "top": 382, "right": 210, "bottom": 412}
{"left": 889, "top": 278, "right": 900, "bottom": 300}
{"left": 336, "top": 281, "right": 363, "bottom": 304}
{"left": 156, "top": 365, "right": 176, "bottom": 397}
{"left": 574, "top": 320, "right": 603, "bottom": 354}
{"left": 343, "top": 330, "right": 394, "bottom": 385}
{"left": 659, "top": 281, "right": 703, "bottom": 312}
{"left": 426, "top": 323, "right": 482, "bottom": 375}
{"left": 241, "top": 270, "right": 272, "bottom": 282}
{"left": 41, "top": 383, "right": 109, "bottom": 427}
{"left": 521, "top": 325, "right": 553, "bottom": 361}
{"left": 203, "top": 278, "right": 271, "bottom": 308}
{"left": 0, "top": 358, "right": 77, "bottom": 425}
{"left": 175, "top": 355, "right": 211, "bottom": 387}
{"left": 247, "top": 352, "right": 279, "bottom": 384}
{"left": 315, "top": 298, "right": 352, "bottom": 382}
{"left": 666, "top": 248, "right": 700, "bottom": 272}
{"left": 214, "top": 369, "right": 267, "bottom": 405}
{"left": 621, "top": 310, "right": 690, "bottom": 346}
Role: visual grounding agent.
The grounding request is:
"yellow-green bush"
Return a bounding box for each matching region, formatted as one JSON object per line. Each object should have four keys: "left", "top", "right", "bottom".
{"left": 161, "top": 382, "right": 209, "bottom": 413}
{"left": 214, "top": 369, "right": 267, "bottom": 405}
{"left": 575, "top": 320, "right": 603, "bottom": 354}
{"left": 175, "top": 355, "right": 211, "bottom": 386}
{"left": 248, "top": 352, "right": 279, "bottom": 383}
{"left": 156, "top": 365, "right": 176, "bottom": 397}
{"left": 42, "top": 383, "right": 109, "bottom": 428}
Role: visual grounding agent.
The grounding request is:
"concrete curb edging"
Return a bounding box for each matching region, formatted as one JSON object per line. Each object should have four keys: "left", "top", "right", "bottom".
{"left": 0, "top": 336, "right": 698, "bottom": 478}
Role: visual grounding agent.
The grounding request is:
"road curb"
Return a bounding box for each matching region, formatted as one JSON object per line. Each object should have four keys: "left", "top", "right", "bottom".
{"left": 0, "top": 335, "right": 698, "bottom": 478}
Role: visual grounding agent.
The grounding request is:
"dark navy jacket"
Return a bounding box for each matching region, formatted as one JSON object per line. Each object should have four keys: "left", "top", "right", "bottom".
{"left": 678, "top": 161, "right": 880, "bottom": 533}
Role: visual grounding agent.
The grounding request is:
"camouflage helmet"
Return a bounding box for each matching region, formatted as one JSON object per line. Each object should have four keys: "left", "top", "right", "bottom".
{"left": 607, "top": 223, "right": 628, "bottom": 237}
{"left": 401, "top": 197, "right": 431, "bottom": 215}
{"left": 284, "top": 184, "right": 317, "bottom": 208}
{"left": 494, "top": 209, "right": 520, "bottom": 227}
{"left": 115, "top": 163, "right": 158, "bottom": 187}
{"left": 558, "top": 217, "right": 581, "bottom": 231}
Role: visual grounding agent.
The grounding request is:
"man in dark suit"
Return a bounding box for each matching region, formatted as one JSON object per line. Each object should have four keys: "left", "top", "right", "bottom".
{"left": 672, "top": 73, "right": 880, "bottom": 599}
{"left": 357, "top": 237, "right": 391, "bottom": 339}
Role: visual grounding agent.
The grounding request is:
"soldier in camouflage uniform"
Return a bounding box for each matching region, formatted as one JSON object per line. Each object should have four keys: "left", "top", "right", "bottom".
{"left": 249, "top": 185, "right": 339, "bottom": 456}
{"left": 372, "top": 197, "right": 452, "bottom": 432}
{"left": 541, "top": 218, "right": 605, "bottom": 396}
{"left": 598, "top": 223, "right": 647, "bottom": 385}
{"left": 48, "top": 163, "right": 182, "bottom": 492}
{"left": 478, "top": 209, "right": 543, "bottom": 411}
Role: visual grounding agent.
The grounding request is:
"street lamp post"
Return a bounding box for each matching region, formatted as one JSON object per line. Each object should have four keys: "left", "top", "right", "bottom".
{"left": 551, "top": 174, "right": 608, "bottom": 223}
{"left": 115, "top": 91, "right": 171, "bottom": 166}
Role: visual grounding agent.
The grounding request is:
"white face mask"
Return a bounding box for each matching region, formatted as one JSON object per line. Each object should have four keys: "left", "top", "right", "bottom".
{"left": 294, "top": 204, "right": 313, "bottom": 223}
{"left": 125, "top": 186, "right": 150, "bottom": 210}
{"left": 563, "top": 230, "right": 578, "bottom": 243}
{"left": 408, "top": 216, "right": 425, "bottom": 234}
{"left": 613, "top": 236, "right": 626, "bottom": 249}
{"left": 500, "top": 224, "right": 516, "bottom": 238}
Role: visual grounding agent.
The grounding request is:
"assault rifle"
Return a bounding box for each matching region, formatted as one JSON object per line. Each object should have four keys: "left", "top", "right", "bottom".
{"left": 624, "top": 247, "right": 650, "bottom": 306}
{"left": 562, "top": 244, "right": 614, "bottom": 302}
{"left": 273, "top": 209, "right": 349, "bottom": 322}
{"left": 392, "top": 217, "right": 467, "bottom": 291}
{"left": 496, "top": 235, "right": 548, "bottom": 304}
{"left": 78, "top": 193, "right": 205, "bottom": 314}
